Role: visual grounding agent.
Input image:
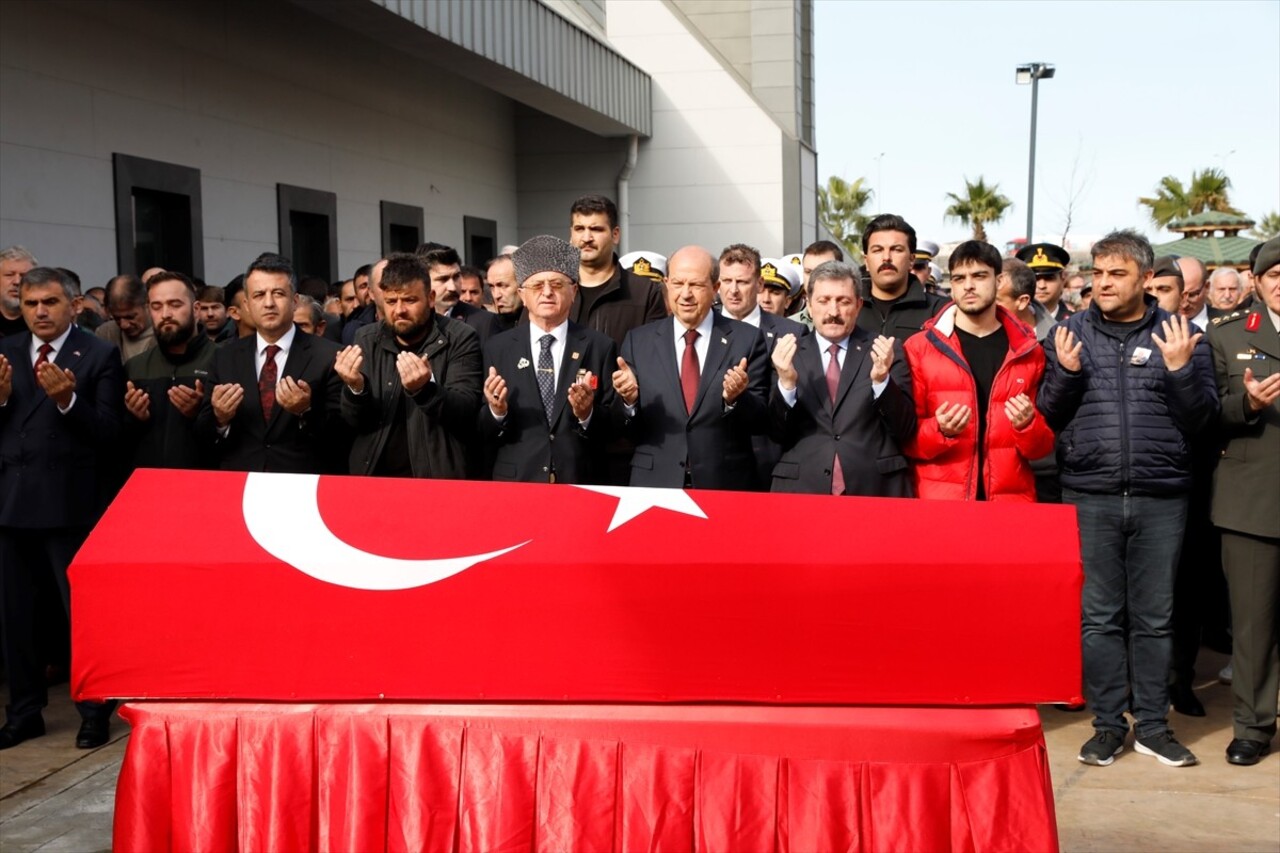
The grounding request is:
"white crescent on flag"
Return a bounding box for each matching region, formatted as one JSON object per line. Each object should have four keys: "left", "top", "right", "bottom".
{"left": 242, "top": 473, "right": 529, "bottom": 590}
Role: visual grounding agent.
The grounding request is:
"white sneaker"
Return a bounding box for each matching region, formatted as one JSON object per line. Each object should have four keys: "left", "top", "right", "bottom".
{"left": 1218, "top": 663, "right": 1233, "bottom": 685}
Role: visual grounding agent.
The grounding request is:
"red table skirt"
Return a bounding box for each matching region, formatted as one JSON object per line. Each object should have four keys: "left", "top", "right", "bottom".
{"left": 115, "top": 703, "right": 1058, "bottom": 853}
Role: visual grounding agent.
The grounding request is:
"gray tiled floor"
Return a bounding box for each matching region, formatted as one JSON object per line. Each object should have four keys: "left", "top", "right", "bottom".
{"left": 1, "top": 649, "right": 1277, "bottom": 852}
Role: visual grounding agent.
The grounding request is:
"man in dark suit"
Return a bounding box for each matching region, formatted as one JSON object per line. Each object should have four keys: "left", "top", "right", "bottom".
{"left": 417, "top": 243, "right": 500, "bottom": 346}
{"left": 611, "top": 246, "right": 768, "bottom": 490}
{"left": 1209, "top": 237, "right": 1280, "bottom": 766}
{"left": 0, "top": 266, "right": 124, "bottom": 750}
{"left": 196, "top": 254, "right": 345, "bottom": 473}
{"left": 717, "top": 244, "right": 807, "bottom": 489}
{"left": 480, "top": 236, "right": 617, "bottom": 484}
{"left": 768, "top": 260, "right": 916, "bottom": 496}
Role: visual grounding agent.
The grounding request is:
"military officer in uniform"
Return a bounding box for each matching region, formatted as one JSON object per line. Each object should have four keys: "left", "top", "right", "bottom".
{"left": 1209, "top": 236, "right": 1280, "bottom": 766}
{"left": 1017, "top": 242, "right": 1073, "bottom": 322}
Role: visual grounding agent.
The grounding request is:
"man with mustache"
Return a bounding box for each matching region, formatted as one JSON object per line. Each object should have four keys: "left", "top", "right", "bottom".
{"left": 858, "top": 214, "right": 947, "bottom": 342}
{"left": 196, "top": 253, "right": 346, "bottom": 473}
{"left": 416, "top": 244, "right": 500, "bottom": 346}
{"left": 121, "top": 271, "right": 217, "bottom": 470}
{"left": 96, "top": 274, "right": 157, "bottom": 363}
{"left": 769, "top": 260, "right": 916, "bottom": 496}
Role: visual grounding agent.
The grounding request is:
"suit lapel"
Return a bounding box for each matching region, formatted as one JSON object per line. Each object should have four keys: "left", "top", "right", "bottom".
{"left": 659, "top": 320, "right": 683, "bottom": 400}
{"left": 267, "top": 333, "right": 310, "bottom": 432}
{"left": 22, "top": 329, "right": 84, "bottom": 425}
{"left": 797, "top": 335, "right": 829, "bottom": 414}
{"left": 515, "top": 329, "right": 542, "bottom": 419}
{"left": 551, "top": 326, "right": 586, "bottom": 426}
{"left": 694, "top": 317, "right": 733, "bottom": 414}
{"left": 835, "top": 333, "right": 870, "bottom": 410}
{"left": 238, "top": 338, "right": 264, "bottom": 424}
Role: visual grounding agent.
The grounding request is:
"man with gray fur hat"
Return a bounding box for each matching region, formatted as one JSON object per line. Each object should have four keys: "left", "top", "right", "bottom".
{"left": 479, "top": 236, "right": 618, "bottom": 484}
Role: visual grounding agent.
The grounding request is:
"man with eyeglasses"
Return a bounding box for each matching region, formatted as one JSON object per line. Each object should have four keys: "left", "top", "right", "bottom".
{"left": 479, "top": 236, "right": 617, "bottom": 484}
{"left": 1016, "top": 242, "right": 1072, "bottom": 322}
{"left": 611, "top": 246, "right": 769, "bottom": 490}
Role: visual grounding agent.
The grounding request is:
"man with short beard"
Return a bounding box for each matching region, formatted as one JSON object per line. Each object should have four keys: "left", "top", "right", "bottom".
{"left": 122, "top": 272, "right": 217, "bottom": 470}
{"left": 0, "top": 246, "right": 38, "bottom": 337}
{"left": 903, "top": 241, "right": 1053, "bottom": 501}
{"left": 858, "top": 214, "right": 947, "bottom": 341}
{"left": 338, "top": 253, "right": 482, "bottom": 478}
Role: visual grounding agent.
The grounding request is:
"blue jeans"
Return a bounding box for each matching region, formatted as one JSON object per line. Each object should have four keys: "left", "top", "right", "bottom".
{"left": 1064, "top": 489, "right": 1188, "bottom": 739}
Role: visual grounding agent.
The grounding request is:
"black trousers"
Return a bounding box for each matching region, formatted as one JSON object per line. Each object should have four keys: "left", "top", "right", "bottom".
{"left": 0, "top": 526, "right": 113, "bottom": 725}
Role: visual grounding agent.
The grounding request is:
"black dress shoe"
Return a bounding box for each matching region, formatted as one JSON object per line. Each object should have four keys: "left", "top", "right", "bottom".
{"left": 1171, "top": 683, "right": 1206, "bottom": 717}
{"left": 0, "top": 717, "right": 46, "bottom": 750}
{"left": 75, "top": 717, "right": 111, "bottom": 749}
{"left": 1226, "top": 738, "right": 1271, "bottom": 766}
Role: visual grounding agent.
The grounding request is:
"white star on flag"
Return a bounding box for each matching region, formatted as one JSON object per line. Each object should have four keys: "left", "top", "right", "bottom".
{"left": 572, "top": 485, "right": 708, "bottom": 532}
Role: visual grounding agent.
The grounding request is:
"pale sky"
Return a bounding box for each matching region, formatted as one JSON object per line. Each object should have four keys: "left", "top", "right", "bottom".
{"left": 814, "top": 0, "right": 1280, "bottom": 250}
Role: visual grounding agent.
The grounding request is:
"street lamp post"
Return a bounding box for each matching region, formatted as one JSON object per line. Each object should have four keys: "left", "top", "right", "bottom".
{"left": 1016, "top": 62, "right": 1055, "bottom": 243}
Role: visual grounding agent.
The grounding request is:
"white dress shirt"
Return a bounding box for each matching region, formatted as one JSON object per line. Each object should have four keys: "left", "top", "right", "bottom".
{"left": 721, "top": 304, "right": 762, "bottom": 328}
{"left": 255, "top": 324, "right": 297, "bottom": 379}
{"left": 28, "top": 325, "right": 77, "bottom": 413}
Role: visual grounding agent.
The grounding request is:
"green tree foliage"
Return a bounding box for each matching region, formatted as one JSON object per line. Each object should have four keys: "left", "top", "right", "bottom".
{"left": 943, "top": 177, "right": 1013, "bottom": 243}
{"left": 1137, "top": 168, "right": 1242, "bottom": 229}
{"left": 818, "top": 176, "right": 873, "bottom": 261}
{"left": 1250, "top": 210, "right": 1280, "bottom": 241}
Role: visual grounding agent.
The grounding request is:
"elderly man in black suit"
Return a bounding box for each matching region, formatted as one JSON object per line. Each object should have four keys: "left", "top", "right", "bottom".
{"left": 768, "top": 260, "right": 916, "bottom": 496}
{"left": 0, "top": 266, "right": 124, "bottom": 750}
{"left": 480, "top": 236, "right": 617, "bottom": 484}
{"left": 196, "top": 254, "right": 345, "bottom": 473}
{"left": 610, "top": 246, "right": 769, "bottom": 490}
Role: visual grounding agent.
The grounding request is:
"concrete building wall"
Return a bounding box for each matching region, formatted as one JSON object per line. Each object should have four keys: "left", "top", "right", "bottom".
{"left": 0, "top": 0, "right": 520, "bottom": 286}
{"left": 606, "top": 0, "right": 788, "bottom": 257}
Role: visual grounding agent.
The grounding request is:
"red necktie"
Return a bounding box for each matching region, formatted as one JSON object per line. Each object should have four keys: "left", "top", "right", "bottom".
{"left": 34, "top": 343, "right": 53, "bottom": 372}
{"left": 259, "top": 344, "right": 281, "bottom": 422}
{"left": 827, "top": 343, "right": 845, "bottom": 496}
{"left": 680, "top": 329, "right": 700, "bottom": 414}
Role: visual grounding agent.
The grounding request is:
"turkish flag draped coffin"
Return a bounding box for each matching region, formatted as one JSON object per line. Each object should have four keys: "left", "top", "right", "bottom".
{"left": 71, "top": 470, "right": 1082, "bottom": 704}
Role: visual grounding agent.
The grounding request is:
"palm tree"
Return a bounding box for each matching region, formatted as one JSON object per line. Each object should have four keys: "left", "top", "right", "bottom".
{"left": 818, "top": 176, "right": 873, "bottom": 260}
{"left": 1250, "top": 210, "right": 1280, "bottom": 241}
{"left": 943, "top": 177, "right": 1012, "bottom": 243}
{"left": 1137, "top": 168, "right": 1241, "bottom": 229}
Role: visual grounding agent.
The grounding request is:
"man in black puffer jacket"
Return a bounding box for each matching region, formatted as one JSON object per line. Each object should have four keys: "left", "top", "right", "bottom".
{"left": 1039, "top": 230, "right": 1218, "bottom": 769}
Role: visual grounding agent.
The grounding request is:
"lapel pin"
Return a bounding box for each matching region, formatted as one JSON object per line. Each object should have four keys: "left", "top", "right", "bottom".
{"left": 571, "top": 351, "right": 580, "bottom": 360}
{"left": 72, "top": 351, "right": 81, "bottom": 357}
{"left": 517, "top": 357, "right": 530, "bottom": 369}
{"left": 720, "top": 337, "right": 727, "bottom": 345}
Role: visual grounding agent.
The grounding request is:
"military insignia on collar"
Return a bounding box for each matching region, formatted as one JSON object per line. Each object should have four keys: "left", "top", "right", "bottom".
{"left": 517, "top": 357, "right": 530, "bottom": 369}
{"left": 1246, "top": 313, "right": 1261, "bottom": 332}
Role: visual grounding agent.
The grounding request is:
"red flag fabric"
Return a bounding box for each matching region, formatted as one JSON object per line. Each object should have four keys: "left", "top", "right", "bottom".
{"left": 71, "top": 469, "right": 1082, "bottom": 705}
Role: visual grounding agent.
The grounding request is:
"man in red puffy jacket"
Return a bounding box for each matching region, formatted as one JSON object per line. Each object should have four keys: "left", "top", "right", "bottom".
{"left": 903, "top": 240, "right": 1054, "bottom": 500}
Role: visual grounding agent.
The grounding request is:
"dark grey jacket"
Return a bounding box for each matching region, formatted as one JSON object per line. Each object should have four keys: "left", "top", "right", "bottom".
{"left": 342, "top": 315, "right": 482, "bottom": 478}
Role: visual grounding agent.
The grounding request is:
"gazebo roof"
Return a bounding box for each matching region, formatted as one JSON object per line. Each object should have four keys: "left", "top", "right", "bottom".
{"left": 1167, "top": 211, "right": 1255, "bottom": 234}
{"left": 1151, "top": 233, "right": 1260, "bottom": 267}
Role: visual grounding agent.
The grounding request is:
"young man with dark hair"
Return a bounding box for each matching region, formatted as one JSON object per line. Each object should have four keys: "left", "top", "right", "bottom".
{"left": 996, "top": 257, "right": 1055, "bottom": 342}
{"left": 123, "top": 271, "right": 217, "bottom": 471}
{"left": 196, "top": 284, "right": 236, "bottom": 343}
{"left": 457, "top": 265, "right": 486, "bottom": 307}
{"left": 568, "top": 194, "right": 667, "bottom": 347}
{"left": 337, "top": 253, "right": 482, "bottom": 478}
{"left": 859, "top": 214, "right": 947, "bottom": 341}
{"left": 416, "top": 244, "right": 499, "bottom": 345}
{"left": 903, "top": 241, "right": 1053, "bottom": 501}
{"left": 1039, "top": 229, "right": 1218, "bottom": 769}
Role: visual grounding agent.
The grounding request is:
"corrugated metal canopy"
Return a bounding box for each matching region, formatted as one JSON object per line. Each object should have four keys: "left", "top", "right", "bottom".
{"left": 292, "top": 0, "right": 651, "bottom": 137}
